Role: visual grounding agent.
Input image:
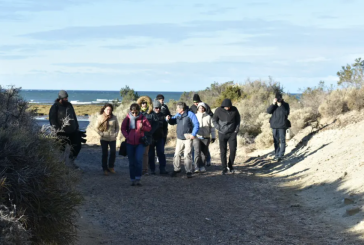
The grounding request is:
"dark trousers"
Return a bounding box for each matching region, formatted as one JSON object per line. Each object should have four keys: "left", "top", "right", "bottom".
{"left": 126, "top": 143, "right": 145, "bottom": 181}
{"left": 272, "top": 129, "right": 286, "bottom": 157}
{"left": 193, "top": 138, "right": 210, "bottom": 168}
{"left": 58, "top": 131, "right": 81, "bottom": 160}
{"left": 218, "top": 132, "right": 237, "bottom": 171}
{"left": 192, "top": 147, "right": 211, "bottom": 163}
{"left": 100, "top": 140, "right": 116, "bottom": 170}
{"left": 148, "top": 138, "right": 167, "bottom": 172}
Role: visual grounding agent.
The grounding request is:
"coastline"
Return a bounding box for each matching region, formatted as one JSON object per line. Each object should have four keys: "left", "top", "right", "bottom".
{"left": 29, "top": 104, "right": 100, "bottom": 117}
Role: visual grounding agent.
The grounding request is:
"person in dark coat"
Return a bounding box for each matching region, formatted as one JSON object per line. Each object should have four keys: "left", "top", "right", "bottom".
{"left": 267, "top": 93, "right": 290, "bottom": 161}
{"left": 212, "top": 99, "right": 241, "bottom": 175}
{"left": 148, "top": 100, "right": 169, "bottom": 175}
{"left": 156, "top": 94, "right": 171, "bottom": 145}
{"left": 49, "top": 90, "right": 81, "bottom": 160}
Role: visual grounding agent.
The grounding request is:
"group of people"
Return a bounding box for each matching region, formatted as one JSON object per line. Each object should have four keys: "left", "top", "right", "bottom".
{"left": 49, "top": 90, "right": 290, "bottom": 187}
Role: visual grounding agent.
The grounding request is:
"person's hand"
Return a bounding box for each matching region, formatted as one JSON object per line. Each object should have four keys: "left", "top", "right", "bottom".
{"left": 211, "top": 138, "right": 216, "bottom": 143}
{"left": 166, "top": 115, "right": 171, "bottom": 121}
{"left": 190, "top": 135, "right": 195, "bottom": 139}
{"left": 273, "top": 98, "right": 277, "bottom": 105}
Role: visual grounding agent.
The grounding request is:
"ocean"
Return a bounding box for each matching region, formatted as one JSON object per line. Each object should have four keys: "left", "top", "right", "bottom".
{"left": 20, "top": 90, "right": 183, "bottom": 105}
{"left": 24, "top": 90, "right": 184, "bottom": 129}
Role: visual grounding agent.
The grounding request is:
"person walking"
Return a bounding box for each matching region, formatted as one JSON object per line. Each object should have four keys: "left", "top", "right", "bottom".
{"left": 166, "top": 102, "right": 199, "bottom": 178}
{"left": 193, "top": 102, "right": 216, "bottom": 173}
{"left": 121, "top": 103, "right": 151, "bottom": 186}
{"left": 49, "top": 90, "right": 81, "bottom": 160}
{"left": 189, "top": 93, "right": 213, "bottom": 168}
{"left": 156, "top": 94, "right": 171, "bottom": 145}
{"left": 267, "top": 93, "right": 290, "bottom": 161}
{"left": 137, "top": 96, "right": 159, "bottom": 175}
{"left": 148, "top": 100, "right": 169, "bottom": 175}
{"left": 212, "top": 99, "right": 241, "bottom": 175}
{"left": 95, "top": 103, "right": 119, "bottom": 176}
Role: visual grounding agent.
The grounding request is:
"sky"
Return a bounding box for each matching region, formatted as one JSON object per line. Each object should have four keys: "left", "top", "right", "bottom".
{"left": 0, "top": 0, "right": 364, "bottom": 92}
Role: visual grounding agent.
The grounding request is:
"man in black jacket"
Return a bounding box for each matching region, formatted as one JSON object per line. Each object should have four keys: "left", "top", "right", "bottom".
{"left": 267, "top": 93, "right": 290, "bottom": 161}
{"left": 189, "top": 94, "right": 213, "bottom": 117}
{"left": 148, "top": 100, "right": 169, "bottom": 175}
{"left": 49, "top": 90, "right": 81, "bottom": 160}
{"left": 212, "top": 99, "right": 241, "bottom": 175}
{"left": 156, "top": 94, "right": 171, "bottom": 145}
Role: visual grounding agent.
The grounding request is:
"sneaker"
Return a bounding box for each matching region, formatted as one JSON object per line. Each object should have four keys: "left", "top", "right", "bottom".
{"left": 131, "top": 181, "right": 136, "bottom": 186}
{"left": 160, "top": 169, "right": 169, "bottom": 175}
{"left": 104, "top": 170, "right": 109, "bottom": 176}
{"left": 171, "top": 170, "right": 181, "bottom": 177}
{"left": 135, "top": 180, "right": 142, "bottom": 186}
{"left": 186, "top": 172, "right": 192, "bottom": 178}
{"left": 156, "top": 157, "right": 159, "bottom": 163}
{"left": 206, "top": 160, "right": 211, "bottom": 167}
{"left": 200, "top": 166, "right": 206, "bottom": 173}
{"left": 194, "top": 168, "right": 200, "bottom": 173}
{"left": 109, "top": 168, "right": 116, "bottom": 174}
{"left": 229, "top": 168, "right": 236, "bottom": 174}
{"left": 222, "top": 169, "right": 228, "bottom": 175}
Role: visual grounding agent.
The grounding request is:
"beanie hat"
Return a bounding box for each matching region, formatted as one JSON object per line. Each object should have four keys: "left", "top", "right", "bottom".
{"left": 275, "top": 92, "right": 282, "bottom": 99}
{"left": 197, "top": 102, "right": 207, "bottom": 110}
{"left": 153, "top": 100, "right": 161, "bottom": 108}
{"left": 221, "top": 99, "right": 232, "bottom": 107}
{"left": 156, "top": 94, "right": 164, "bottom": 100}
{"left": 58, "top": 90, "right": 68, "bottom": 99}
{"left": 193, "top": 94, "right": 201, "bottom": 103}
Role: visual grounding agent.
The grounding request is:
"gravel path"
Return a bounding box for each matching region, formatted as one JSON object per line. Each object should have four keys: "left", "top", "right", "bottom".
{"left": 74, "top": 145, "right": 361, "bottom": 245}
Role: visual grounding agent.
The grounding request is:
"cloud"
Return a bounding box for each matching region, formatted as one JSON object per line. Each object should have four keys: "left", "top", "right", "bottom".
{"left": 0, "top": 54, "right": 33, "bottom": 60}
{"left": 0, "top": 43, "right": 82, "bottom": 52}
{"left": 101, "top": 44, "right": 146, "bottom": 50}
{"left": 200, "top": 7, "right": 234, "bottom": 15}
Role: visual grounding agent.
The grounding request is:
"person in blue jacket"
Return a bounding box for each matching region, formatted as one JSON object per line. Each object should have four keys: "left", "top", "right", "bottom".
{"left": 166, "top": 102, "right": 199, "bottom": 178}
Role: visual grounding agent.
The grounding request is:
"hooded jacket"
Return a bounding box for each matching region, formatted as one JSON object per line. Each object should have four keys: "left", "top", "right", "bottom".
{"left": 137, "top": 96, "right": 159, "bottom": 143}
{"left": 95, "top": 114, "right": 119, "bottom": 141}
{"left": 152, "top": 100, "right": 168, "bottom": 140}
{"left": 190, "top": 102, "right": 213, "bottom": 117}
{"left": 195, "top": 111, "right": 216, "bottom": 139}
{"left": 212, "top": 99, "right": 241, "bottom": 134}
{"left": 168, "top": 110, "right": 199, "bottom": 140}
{"left": 49, "top": 101, "right": 79, "bottom": 134}
{"left": 267, "top": 101, "right": 290, "bottom": 129}
{"left": 121, "top": 113, "right": 151, "bottom": 145}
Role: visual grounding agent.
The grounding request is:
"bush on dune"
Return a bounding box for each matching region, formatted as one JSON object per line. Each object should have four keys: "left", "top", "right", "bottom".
{"left": 0, "top": 86, "right": 82, "bottom": 244}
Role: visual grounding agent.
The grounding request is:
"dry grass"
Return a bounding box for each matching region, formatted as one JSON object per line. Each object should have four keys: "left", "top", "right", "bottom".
{"left": 29, "top": 104, "right": 101, "bottom": 116}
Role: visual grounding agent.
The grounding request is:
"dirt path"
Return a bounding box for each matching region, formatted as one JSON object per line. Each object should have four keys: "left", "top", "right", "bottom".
{"left": 74, "top": 145, "right": 361, "bottom": 245}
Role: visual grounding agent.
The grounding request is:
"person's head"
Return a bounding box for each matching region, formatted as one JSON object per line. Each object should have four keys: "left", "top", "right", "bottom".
{"left": 153, "top": 100, "right": 161, "bottom": 113}
{"left": 197, "top": 102, "right": 206, "bottom": 113}
{"left": 275, "top": 92, "right": 283, "bottom": 103}
{"left": 176, "top": 102, "right": 185, "bottom": 114}
{"left": 130, "top": 103, "right": 140, "bottom": 116}
{"left": 141, "top": 100, "right": 148, "bottom": 108}
{"left": 221, "top": 99, "right": 232, "bottom": 110}
{"left": 156, "top": 94, "right": 165, "bottom": 105}
{"left": 100, "top": 103, "right": 113, "bottom": 116}
{"left": 57, "top": 90, "right": 69, "bottom": 104}
{"left": 193, "top": 94, "right": 201, "bottom": 106}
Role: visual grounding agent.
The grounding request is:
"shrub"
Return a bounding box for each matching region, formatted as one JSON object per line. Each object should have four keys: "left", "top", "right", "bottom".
{"left": 120, "top": 85, "right": 139, "bottom": 103}
{"left": 0, "top": 86, "right": 82, "bottom": 244}
{"left": 318, "top": 89, "right": 348, "bottom": 118}
{"left": 289, "top": 107, "right": 318, "bottom": 135}
{"left": 299, "top": 81, "right": 329, "bottom": 115}
{"left": 254, "top": 113, "right": 273, "bottom": 149}
{"left": 345, "top": 87, "right": 364, "bottom": 111}
{"left": 215, "top": 85, "right": 241, "bottom": 107}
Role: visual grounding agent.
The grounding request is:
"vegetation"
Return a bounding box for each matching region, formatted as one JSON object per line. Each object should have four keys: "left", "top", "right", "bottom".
{"left": 120, "top": 85, "right": 140, "bottom": 103}
{"left": 0, "top": 86, "right": 82, "bottom": 244}
{"left": 29, "top": 104, "right": 101, "bottom": 116}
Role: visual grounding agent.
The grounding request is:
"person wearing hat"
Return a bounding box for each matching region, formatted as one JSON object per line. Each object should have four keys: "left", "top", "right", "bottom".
{"left": 148, "top": 100, "right": 169, "bottom": 175}
{"left": 267, "top": 93, "right": 290, "bottom": 161}
{"left": 156, "top": 94, "right": 171, "bottom": 145}
{"left": 212, "top": 99, "right": 241, "bottom": 175}
{"left": 193, "top": 102, "right": 216, "bottom": 173}
{"left": 49, "top": 90, "right": 81, "bottom": 160}
{"left": 189, "top": 93, "right": 213, "bottom": 168}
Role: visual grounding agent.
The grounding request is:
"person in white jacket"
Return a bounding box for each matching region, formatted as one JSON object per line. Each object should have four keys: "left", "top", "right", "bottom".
{"left": 95, "top": 103, "right": 119, "bottom": 175}
{"left": 193, "top": 102, "right": 216, "bottom": 173}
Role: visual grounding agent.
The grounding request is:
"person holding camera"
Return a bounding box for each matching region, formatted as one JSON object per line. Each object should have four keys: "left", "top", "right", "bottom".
{"left": 166, "top": 102, "right": 199, "bottom": 178}
{"left": 95, "top": 103, "right": 119, "bottom": 176}
{"left": 193, "top": 102, "right": 216, "bottom": 173}
{"left": 137, "top": 96, "right": 159, "bottom": 175}
{"left": 267, "top": 93, "right": 290, "bottom": 161}
{"left": 121, "top": 103, "right": 152, "bottom": 186}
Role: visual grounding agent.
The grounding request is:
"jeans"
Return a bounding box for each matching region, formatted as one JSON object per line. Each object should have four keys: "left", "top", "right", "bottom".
{"left": 148, "top": 138, "right": 167, "bottom": 172}
{"left": 100, "top": 140, "right": 116, "bottom": 170}
{"left": 193, "top": 138, "right": 210, "bottom": 168}
{"left": 272, "top": 129, "right": 286, "bottom": 157}
{"left": 126, "top": 143, "right": 145, "bottom": 181}
{"left": 58, "top": 131, "right": 82, "bottom": 160}
{"left": 142, "top": 145, "right": 150, "bottom": 174}
{"left": 218, "top": 132, "right": 237, "bottom": 171}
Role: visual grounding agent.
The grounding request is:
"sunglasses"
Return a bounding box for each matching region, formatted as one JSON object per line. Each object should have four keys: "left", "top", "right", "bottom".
{"left": 131, "top": 111, "right": 139, "bottom": 115}
{"left": 154, "top": 107, "right": 160, "bottom": 110}
{"left": 141, "top": 102, "right": 147, "bottom": 104}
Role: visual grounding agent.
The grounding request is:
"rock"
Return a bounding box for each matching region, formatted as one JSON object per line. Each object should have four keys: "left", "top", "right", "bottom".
{"left": 343, "top": 198, "right": 355, "bottom": 205}
{"left": 345, "top": 207, "right": 361, "bottom": 216}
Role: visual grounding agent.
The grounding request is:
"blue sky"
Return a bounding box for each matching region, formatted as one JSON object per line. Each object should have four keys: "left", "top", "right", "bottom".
{"left": 0, "top": 0, "right": 364, "bottom": 92}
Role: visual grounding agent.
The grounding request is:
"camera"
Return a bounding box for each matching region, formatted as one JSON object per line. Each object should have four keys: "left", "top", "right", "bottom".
{"left": 79, "top": 130, "right": 87, "bottom": 144}
{"left": 140, "top": 136, "right": 150, "bottom": 146}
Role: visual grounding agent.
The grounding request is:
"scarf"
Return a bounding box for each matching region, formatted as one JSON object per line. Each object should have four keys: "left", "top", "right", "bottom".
{"left": 129, "top": 112, "right": 140, "bottom": 129}
{"left": 98, "top": 113, "right": 111, "bottom": 132}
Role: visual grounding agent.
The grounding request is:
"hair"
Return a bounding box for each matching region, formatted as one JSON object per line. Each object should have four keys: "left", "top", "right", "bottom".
{"left": 130, "top": 103, "right": 140, "bottom": 111}
{"left": 100, "top": 103, "right": 114, "bottom": 115}
{"left": 156, "top": 94, "right": 164, "bottom": 100}
{"left": 176, "top": 102, "right": 185, "bottom": 110}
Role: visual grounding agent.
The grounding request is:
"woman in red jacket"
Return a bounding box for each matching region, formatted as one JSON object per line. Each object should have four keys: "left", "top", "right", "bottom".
{"left": 121, "top": 103, "right": 151, "bottom": 186}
